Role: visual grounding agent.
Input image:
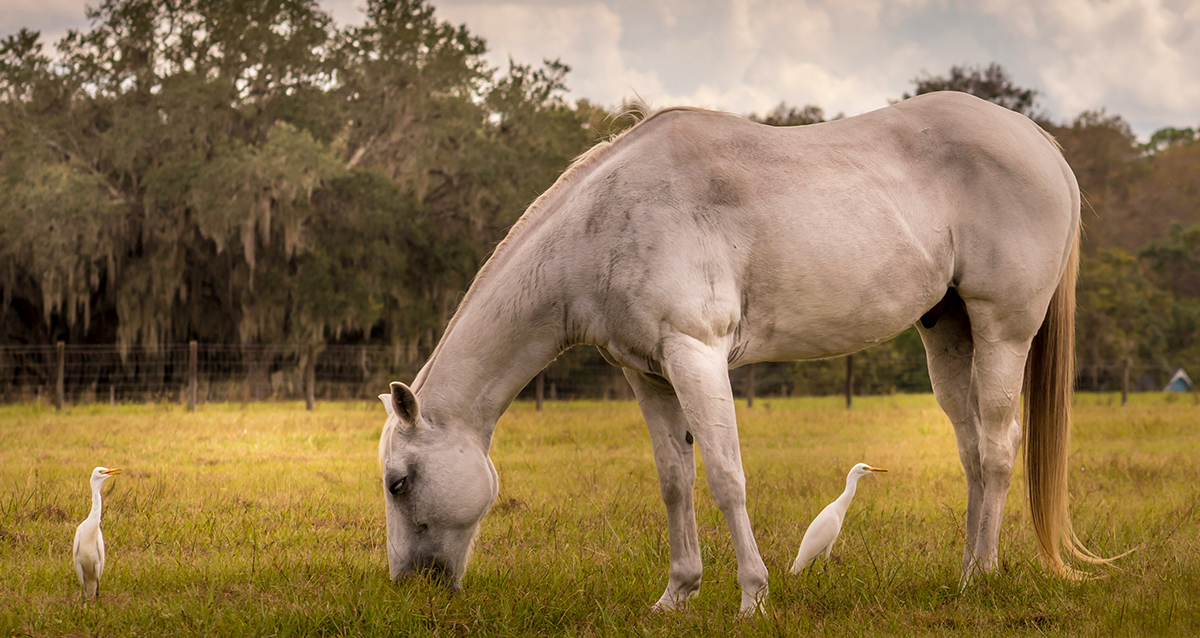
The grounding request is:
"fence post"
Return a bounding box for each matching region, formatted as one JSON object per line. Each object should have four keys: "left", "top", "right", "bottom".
{"left": 188, "top": 340, "right": 198, "bottom": 412}
{"left": 56, "top": 341, "right": 65, "bottom": 410}
{"left": 845, "top": 354, "right": 854, "bottom": 409}
{"left": 747, "top": 363, "right": 756, "bottom": 408}
{"left": 1121, "top": 359, "right": 1130, "bottom": 407}
{"left": 306, "top": 343, "right": 315, "bottom": 411}
{"left": 535, "top": 370, "right": 545, "bottom": 411}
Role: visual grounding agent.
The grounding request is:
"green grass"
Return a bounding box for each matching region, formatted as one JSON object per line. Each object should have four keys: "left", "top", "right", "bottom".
{"left": 1, "top": 394, "right": 1198, "bottom": 636}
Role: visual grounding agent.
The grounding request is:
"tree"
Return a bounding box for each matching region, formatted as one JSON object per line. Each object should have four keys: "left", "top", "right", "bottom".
{"left": 903, "top": 63, "right": 1038, "bottom": 118}
{"left": 750, "top": 102, "right": 825, "bottom": 127}
{"left": 1146, "top": 127, "right": 1198, "bottom": 155}
{"left": 1047, "top": 110, "right": 1143, "bottom": 251}
{"left": 1076, "top": 248, "right": 1171, "bottom": 387}
{"left": 0, "top": 0, "right": 610, "bottom": 355}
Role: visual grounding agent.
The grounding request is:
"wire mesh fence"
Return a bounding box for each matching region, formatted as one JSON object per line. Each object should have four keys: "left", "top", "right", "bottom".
{"left": 0, "top": 342, "right": 1195, "bottom": 407}
{"left": 0, "top": 343, "right": 634, "bottom": 406}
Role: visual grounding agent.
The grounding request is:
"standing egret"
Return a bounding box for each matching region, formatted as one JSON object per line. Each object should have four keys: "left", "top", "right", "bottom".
{"left": 73, "top": 467, "right": 121, "bottom": 603}
{"left": 790, "top": 463, "right": 886, "bottom": 574}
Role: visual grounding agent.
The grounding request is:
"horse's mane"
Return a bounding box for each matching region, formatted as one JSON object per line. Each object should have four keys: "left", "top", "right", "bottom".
{"left": 410, "top": 103, "right": 722, "bottom": 392}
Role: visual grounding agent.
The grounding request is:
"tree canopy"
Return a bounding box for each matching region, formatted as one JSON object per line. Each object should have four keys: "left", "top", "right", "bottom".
{"left": 0, "top": 0, "right": 624, "bottom": 359}
{"left": 903, "top": 62, "right": 1039, "bottom": 118}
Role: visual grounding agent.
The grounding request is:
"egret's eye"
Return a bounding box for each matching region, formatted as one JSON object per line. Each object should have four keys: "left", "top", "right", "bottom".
{"left": 388, "top": 476, "right": 408, "bottom": 497}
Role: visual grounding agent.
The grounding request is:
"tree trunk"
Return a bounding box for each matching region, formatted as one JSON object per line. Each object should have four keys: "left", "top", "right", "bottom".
{"left": 746, "top": 363, "right": 756, "bottom": 408}
{"left": 55, "top": 342, "right": 64, "bottom": 410}
{"left": 1121, "top": 359, "right": 1130, "bottom": 406}
{"left": 845, "top": 355, "right": 854, "bottom": 409}
{"left": 306, "top": 343, "right": 315, "bottom": 411}
{"left": 188, "top": 340, "right": 197, "bottom": 412}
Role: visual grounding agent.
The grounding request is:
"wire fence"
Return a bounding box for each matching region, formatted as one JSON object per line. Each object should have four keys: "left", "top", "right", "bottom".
{"left": 0, "top": 342, "right": 1194, "bottom": 407}
{"left": 0, "top": 343, "right": 634, "bottom": 407}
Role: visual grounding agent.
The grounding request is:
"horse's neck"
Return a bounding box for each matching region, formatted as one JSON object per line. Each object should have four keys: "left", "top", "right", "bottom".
{"left": 416, "top": 252, "right": 566, "bottom": 446}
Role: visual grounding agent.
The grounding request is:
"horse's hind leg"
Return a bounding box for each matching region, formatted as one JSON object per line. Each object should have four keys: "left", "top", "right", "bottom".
{"left": 966, "top": 313, "right": 1034, "bottom": 574}
{"left": 624, "top": 368, "right": 703, "bottom": 610}
{"left": 917, "top": 293, "right": 985, "bottom": 580}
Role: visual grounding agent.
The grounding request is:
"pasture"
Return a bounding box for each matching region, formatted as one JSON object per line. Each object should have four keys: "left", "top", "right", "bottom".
{"left": 1, "top": 394, "right": 1197, "bottom": 636}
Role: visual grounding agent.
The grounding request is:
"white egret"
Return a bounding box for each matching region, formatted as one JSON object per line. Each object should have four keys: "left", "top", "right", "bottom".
{"left": 73, "top": 467, "right": 121, "bottom": 603}
{"left": 790, "top": 463, "right": 886, "bottom": 574}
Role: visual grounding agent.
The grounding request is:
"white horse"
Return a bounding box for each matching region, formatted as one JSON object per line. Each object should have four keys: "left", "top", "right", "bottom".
{"left": 377, "top": 91, "right": 1106, "bottom": 614}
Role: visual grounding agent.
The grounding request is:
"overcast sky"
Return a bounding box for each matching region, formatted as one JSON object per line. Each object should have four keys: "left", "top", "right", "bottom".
{"left": 4, "top": 0, "right": 1197, "bottom": 138}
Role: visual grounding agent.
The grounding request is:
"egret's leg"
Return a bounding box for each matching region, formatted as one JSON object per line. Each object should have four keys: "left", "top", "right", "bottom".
{"left": 624, "top": 369, "right": 703, "bottom": 610}
{"left": 917, "top": 296, "right": 985, "bottom": 581}
{"left": 660, "top": 336, "right": 768, "bottom": 616}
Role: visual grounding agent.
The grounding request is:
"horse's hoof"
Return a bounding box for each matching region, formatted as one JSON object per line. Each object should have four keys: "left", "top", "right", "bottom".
{"left": 736, "top": 604, "right": 763, "bottom": 619}
{"left": 738, "top": 592, "right": 767, "bottom": 618}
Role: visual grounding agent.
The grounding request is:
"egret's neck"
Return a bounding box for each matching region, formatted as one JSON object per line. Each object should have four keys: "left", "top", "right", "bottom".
{"left": 415, "top": 246, "right": 569, "bottom": 448}
{"left": 836, "top": 474, "right": 863, "bottom": 508}
{"left": 88, "top": 481, "right": 104, "bottom": 521}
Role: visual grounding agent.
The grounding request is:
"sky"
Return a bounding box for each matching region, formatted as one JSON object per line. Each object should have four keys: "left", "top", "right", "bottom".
{"left": 4, "top": 0, "right": 1197, "bottom": 139}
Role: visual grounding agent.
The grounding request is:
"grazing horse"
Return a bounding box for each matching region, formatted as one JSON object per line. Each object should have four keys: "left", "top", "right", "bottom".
{"left": 378, "top": 91, "right": 1103, "bottom": 614}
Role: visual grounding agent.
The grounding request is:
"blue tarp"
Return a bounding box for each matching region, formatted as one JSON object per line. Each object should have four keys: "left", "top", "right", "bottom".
{"left": 1165, "top": 368, "right": 1193, "bottom": 392}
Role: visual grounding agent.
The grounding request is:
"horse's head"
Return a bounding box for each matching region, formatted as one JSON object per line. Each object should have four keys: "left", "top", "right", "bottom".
{"left": 378, "top": 381, "right": 499, "bottom": 587}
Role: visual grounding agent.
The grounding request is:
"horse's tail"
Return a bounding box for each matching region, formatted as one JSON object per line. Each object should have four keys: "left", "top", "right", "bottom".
{"left": 1022, "top": 227, "right": 1111, "bottom": 575}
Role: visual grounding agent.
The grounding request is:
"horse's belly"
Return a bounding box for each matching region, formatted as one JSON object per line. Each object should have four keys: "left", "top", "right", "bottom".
{"left": 752, "top": 305, "right": 925, "bottom": 362}
{"left": 738, "top": 260, "right": 948, "bottom": 363}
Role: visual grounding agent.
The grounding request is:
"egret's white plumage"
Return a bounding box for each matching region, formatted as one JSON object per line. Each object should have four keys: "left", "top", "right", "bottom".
{"left": 73, "top": 467, "right": 120, "bottom": 603}
{"left": 790, "top": 463, "right": 886, "bottom": 574}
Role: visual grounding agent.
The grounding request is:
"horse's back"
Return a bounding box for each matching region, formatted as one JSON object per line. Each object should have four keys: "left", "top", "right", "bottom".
{"left": 557, "top": 92, "right": 1078, "bottom": 365}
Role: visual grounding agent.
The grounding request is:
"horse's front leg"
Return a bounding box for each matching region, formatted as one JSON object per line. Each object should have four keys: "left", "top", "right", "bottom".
{"left": 624, "top": 369, "right": 703, "bottom": 610}
{"left": 660, "top": 336, "right": 768, "bottom": 616}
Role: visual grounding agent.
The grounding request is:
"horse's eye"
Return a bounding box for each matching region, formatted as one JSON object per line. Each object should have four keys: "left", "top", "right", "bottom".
{"left": 388, "top": 476, "right": 408, "bottom": 496}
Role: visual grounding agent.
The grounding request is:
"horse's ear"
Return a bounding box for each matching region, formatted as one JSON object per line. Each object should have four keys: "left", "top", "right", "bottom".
{"left": 378, "top": 393, "right": 395, "bottom": 418}
{"left": 389, "top": 381, "right": 420, "bottom": 425}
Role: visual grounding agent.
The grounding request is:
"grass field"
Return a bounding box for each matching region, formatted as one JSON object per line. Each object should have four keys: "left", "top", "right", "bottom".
{"left": 1, "top": 393, "right": 1198, "bottom": 636}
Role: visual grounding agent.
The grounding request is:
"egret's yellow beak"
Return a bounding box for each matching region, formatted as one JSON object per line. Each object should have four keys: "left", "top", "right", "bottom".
{"left": 100, "top": 468, "right": 122, "bottom": 475}
{"left": 868, "top": 467, "right": 887, "bottom": 473}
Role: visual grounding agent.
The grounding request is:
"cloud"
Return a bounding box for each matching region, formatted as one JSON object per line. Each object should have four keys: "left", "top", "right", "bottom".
{"left": 434, "top": 0, "right": 900, "bottom": 116}
{"left": 978, "top": 0, "right": 1200, "bottom": 132}
{"left": 435, "top": 2, "right": 669, "bottom": 102}
{"left": 433, "top": 0, "right": 981, "bottom": 120}
{"left": 1, "top": 0, "right": 87, "bottom": 32}
{"left": 433, "top": 0, "right": 1199, "bottom": 136}
{"left": 322, "top": 0, "right": 370, "bottom": 26}
{"left": 1, "top": 0, "right": 91, "bottom": 51}
{"left": 4, "top": 0, "right": 1195, "bottom": 136}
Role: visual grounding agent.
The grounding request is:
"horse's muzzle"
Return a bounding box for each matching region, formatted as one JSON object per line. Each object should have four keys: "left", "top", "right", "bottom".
{"left": 395, "top": 555, "right": 459, "bottom": 589}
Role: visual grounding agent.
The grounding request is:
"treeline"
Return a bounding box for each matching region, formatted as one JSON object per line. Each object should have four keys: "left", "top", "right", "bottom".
{"left": 0, "top": 0, "right": 629, "bottom": 360}
{"left": 2, "top": 1, "right": 1199, "bottom": 395}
